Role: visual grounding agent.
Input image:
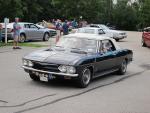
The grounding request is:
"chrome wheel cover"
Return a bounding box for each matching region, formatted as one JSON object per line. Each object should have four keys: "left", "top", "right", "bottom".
{"left": 82, "top": 69, "right": 91, "bottom": 85}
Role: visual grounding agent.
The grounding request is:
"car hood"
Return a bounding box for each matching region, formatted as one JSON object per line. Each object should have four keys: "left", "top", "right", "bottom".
{"left": 24, "top": 49, "right": 87, "bottom": 65}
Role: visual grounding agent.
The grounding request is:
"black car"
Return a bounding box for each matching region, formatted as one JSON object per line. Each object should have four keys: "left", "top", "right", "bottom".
{"left": 22, "top": 33, "right": 133, "bottom": 88}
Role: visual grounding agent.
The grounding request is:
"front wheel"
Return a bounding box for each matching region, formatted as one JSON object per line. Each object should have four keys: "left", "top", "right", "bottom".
{"left": 117, "top": 60, "right": 127, "bottom": 75}
{"left": 77, "top": 68, "right": 91, "bottom": 88}
{"left": 43, "top": 33, "right": 50, "bottom": 41}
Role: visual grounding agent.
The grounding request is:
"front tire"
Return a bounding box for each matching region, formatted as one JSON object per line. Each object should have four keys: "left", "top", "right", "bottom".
{"left": 117, "top": 60, "right": 127, "bottom": 75}
{"left": 77, "top": 68, "right": 91, "bottom": 88}
{"left": 43, "top": 33, "right": 50, "bottom": 41}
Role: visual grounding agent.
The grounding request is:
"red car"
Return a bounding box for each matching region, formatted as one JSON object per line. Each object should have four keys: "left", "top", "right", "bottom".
{"left": 142, "top": 27, "right": 150, "bottom": 47}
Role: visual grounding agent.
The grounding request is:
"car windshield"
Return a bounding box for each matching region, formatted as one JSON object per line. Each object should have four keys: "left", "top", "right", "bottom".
{"left": 77, "top": 28, "right": 95, "bottom": 34}
{"left": 100, "top": 25, "right": 110, "bottom": 30}
{"left": 55, "top": 37, "right": 97, "bottom": 53}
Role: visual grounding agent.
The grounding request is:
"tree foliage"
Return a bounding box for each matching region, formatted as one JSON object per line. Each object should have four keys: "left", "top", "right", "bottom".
{"left": 0, "top": 0, "right": 149, "bottom": 30}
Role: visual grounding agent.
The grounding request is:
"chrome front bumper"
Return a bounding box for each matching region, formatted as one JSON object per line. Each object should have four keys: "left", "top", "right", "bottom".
{"left": 22, "top": 66, "right": 78, "bottom": 77}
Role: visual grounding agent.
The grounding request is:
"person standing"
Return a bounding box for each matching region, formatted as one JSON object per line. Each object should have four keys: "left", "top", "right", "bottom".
{"left": 62, "top": 20, "right": 69, "bottom": 35}
{"left": 13, "top": 17, "right": 21, "bottom": 49}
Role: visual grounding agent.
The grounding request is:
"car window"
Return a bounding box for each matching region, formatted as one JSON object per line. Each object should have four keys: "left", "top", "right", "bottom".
{"left": 100, "top": 40, "right": 116, "bottom": 53}
{"left": 30, "top": 24, "right": 37, "bottom": 29}
{"left": 98, "top": 29, "right": 105, "bottom": 34}
{"left": 24, "top": 24, "right": 30, "bottom": 28}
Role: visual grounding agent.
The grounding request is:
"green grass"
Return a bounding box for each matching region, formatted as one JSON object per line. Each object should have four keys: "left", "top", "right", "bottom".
{"left": 0, "top": 42, "right": 47, "bottom": 48}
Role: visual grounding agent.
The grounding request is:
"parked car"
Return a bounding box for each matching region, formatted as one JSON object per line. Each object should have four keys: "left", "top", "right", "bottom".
{"left": 142, "top": 27, "right": 150, "bottom": 47}
{"left": 76, "top": 27, "right": 113, "bottom": 38}
{"left": 22, "top": 33, "right": 133, "bottom": 88}
{"left": 90, "top": 24, "right": 127, "bottom": 41}
{"left": 1, "top": 22, "right": 56, "bottom": 42}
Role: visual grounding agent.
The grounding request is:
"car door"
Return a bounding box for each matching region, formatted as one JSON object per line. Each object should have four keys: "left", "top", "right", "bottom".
{"left": 144, "top": 28, "right": 150, "bottom": 46}
{"left": 95, "top": 39, "right": 117, "bottom": 73}
{"left": 23, "top": 24, "right": 31, "bottom": 39}
{"left": 29, "top": 24, "right": 40, "bottom": 40}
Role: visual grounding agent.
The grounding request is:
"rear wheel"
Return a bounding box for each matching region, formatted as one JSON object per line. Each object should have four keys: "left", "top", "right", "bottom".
{"left": 29, "top": 73, "right": 39, "bottom": 81}
{"left": 117, "top": 60, "right": 127, "bottom": 75}
{"left": 20, "top": 34, "right": 26, "bottom": 43}
{"left": 142, "top": 38, "right": 147, "bottom": 47}
{"left": 77, "top": 68, "right": 91, "bottom": 88}
{"left": 43, "top": 33, "right": 50, "bottom": 41}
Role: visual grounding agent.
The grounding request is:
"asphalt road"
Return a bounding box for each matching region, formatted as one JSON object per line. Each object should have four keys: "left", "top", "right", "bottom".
{"left": 0, "top": 31, "right": 150, "bottom": 113}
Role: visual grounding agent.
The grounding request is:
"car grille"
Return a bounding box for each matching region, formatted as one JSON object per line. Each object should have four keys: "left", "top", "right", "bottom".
{"left": 33, "top": 62, "right": 60, "bottom": 72}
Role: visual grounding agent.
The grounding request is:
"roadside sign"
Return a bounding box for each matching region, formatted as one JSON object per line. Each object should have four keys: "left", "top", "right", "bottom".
{"left": 4, "top": 18, "right": 9, "bottom": 44}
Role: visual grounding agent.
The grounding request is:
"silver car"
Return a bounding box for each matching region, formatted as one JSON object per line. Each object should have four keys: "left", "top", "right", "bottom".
{"left": 1, "top": 22, "right": 56, "bottom": 42}
{"left": 90, "top": 24, "right": 127, "bottom": 41}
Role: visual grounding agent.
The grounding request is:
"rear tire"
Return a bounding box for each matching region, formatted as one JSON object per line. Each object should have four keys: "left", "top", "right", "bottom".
{"left": 117, "top": 60, "right": 127, "bottom": 75}
{"left": 77, "top": 68, "right": 91, "bottom": 88}
{"left": 43, "top": 33, "right": 50, "bottom": 41}
{"left": 20, "top": 34, "right": 26, "bottom": 43}
{"left": 29, "top": 73, "right": 39, "bottom": 81}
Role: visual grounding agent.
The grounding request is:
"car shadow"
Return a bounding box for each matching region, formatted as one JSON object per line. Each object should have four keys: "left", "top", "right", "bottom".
{"left": 28, "top": 73, "right": 121, "bottom": 89}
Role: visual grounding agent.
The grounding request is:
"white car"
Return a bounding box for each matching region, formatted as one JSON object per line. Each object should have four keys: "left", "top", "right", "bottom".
{"left": 90, "top": 24, "right": 127, "bottom": 41}
{"left": 76, "top": 27, "right": 113, "bottom": 38}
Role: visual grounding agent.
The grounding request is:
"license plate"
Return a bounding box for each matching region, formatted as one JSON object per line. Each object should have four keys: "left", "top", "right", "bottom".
{"left": 39, "top": 74, "right": 48, "bottom": 82}
{"left": 48, "top": 74, "right": 55, "bottom": 80}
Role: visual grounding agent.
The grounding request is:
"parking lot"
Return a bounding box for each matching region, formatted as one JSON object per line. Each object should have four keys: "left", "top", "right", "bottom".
{"left": 0, "top": 31, "right": 150, "bottom": 113}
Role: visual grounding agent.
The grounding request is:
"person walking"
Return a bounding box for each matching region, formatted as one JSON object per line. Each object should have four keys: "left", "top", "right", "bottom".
{"left": 0, "top": 23, "right": 2, "bottom": 44}
{"left": 13, "top": 17, "right": 21, "bottom": 49}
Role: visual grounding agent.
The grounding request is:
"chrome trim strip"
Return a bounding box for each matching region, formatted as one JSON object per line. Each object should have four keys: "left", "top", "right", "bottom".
{"left": 22, "top": 66, "right": 78, "bottom": 77}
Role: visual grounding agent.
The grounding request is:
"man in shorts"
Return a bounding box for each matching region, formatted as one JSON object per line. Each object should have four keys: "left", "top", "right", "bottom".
{"left": 13, "top": 17, "right": 21, "bottom": 49}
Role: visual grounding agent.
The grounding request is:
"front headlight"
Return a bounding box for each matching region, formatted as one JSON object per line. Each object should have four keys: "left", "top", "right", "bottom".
{"left": 58, "top": 65, "right": 76, "bottom": 74}
{"left": 67, "top": 66, "right": 76, "bottom": 74}
{"left": 28, "top": 61, "right": 33, "bottom": 67}
{"left": 23, "top": 60, "right": 33, "bottom": 67}
{"left": 23, "top": 60, "right": 28, "bottom": 66}
{"left": 58, "top": 65, "right": 67, "bottom": 73}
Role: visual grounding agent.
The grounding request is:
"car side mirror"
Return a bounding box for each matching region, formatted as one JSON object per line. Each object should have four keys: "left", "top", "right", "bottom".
{"left": 99, "top": 31, "right": 105, "bottom": 34}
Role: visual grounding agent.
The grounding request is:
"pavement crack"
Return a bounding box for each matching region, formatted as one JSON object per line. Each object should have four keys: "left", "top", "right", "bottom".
{"left": 0, "top": 94, "right": 56, "bottom": 108}
{"left": 14, "top": 69, "right": 147, "bottom": 113}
